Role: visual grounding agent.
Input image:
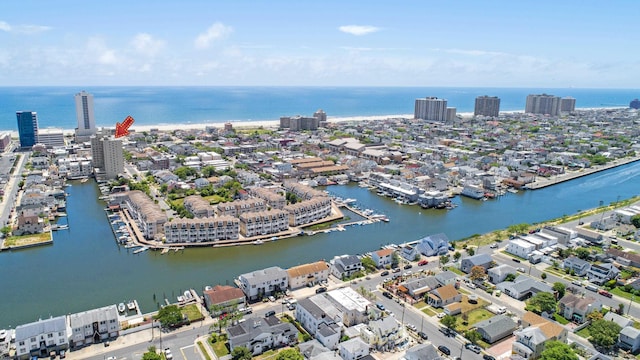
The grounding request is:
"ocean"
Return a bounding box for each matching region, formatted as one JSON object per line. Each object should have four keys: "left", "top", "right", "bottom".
{"left": 1, "top": 86, "right": 639, "bottom": 131}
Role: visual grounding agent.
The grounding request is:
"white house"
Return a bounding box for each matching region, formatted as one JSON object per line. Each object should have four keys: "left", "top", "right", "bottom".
{"left": 371, "top": 249, "right": 393, "bottom": 268}
{"left": 68, "top": 305, "right": 120, "bottom": 348}
{"left": 360, "top": 316, "right": 404, "bottom": 351}
{"left": 619, "top": 326, "right": 640, "bottom": 353}
{"left": 15, "top": 316, "right": 70, "bottom": 360}
{"left": 338, "top": 337, "right": 370, "bottom": 360}
{"left": 238, "top": 266, "right": 289, "bottom": 301}
{"left": 506, "top": 239, "right": 536, "bottom": 258}
{"left": 329, "top": 255, "right": 363, "bottom": 279}
{"left": 287, "top": 261, "right": 329, "bottom": 290}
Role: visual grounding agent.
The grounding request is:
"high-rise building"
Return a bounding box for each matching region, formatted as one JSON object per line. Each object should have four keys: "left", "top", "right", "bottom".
{"left": 525, "top": 94, "right": 561, "bottom": 116}
{"left": 630, "top": 99, "right": 640, "bottom": 109}
{"left": 91, "top": 130, "right": 123, "bottom": 179}
{"left": 74, "top": 90, "right": 97, "bottom": 142}
{"left": 474, "top": 96, "right": 501, "bottom": 117}
{"left": 37, "top": 128, "right": 65, "bottom": 148}
{"left": 414, "top": 97, "right": 448, "bottom": 121}
{"left": 560, "top": 97, "right": 576, "bottom": 112}
{"left": 0, "top": 132, "right": 11, "bottom": 152}
{"left": 16, "top": 111, "right": 39, "bottom": 148}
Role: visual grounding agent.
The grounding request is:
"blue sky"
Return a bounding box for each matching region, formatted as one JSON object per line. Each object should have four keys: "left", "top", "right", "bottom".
{"left": 1, "top": 1, "right": 638, "bottom": 87}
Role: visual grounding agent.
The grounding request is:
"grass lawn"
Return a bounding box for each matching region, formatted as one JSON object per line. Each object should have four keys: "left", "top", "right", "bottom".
{"left": 460, "top": 295, "right": 489, "bottom": 313}
{"left": 209, "top": 338, "right": 229, "bottom": 357}
{"left": 203, "top": 195, "right": 226, "bottom": 205}
{"left": 457, "top": 309, "right": 494, "bottom": 332}
{"left": 545, "top": 268, "right": 569, "bottom": 278}
{"left": 197, "top": 341, "right": 212, "bottom": 360}
{"left": 4, "top": 232, "right": 52, "bottom": 248}
{"left": 413, "top": 301, "right": 427, "bottom": 309}
{"left": 610, "top": 288, "right": 640, "bottom": 304}
{"left": 576, "top": 326, "right": 591, "bottom": 339}
{"left": 553, "top": 313, "right": 570, "bottom": 325}
{"left": 422, "top": 308, "right": 437, "bottom": 317}
{"left": 448, "top": 267, "right": 465, "bottom": 276}
{"left": 181, "top": 304, "right": 204, "bottom": 321}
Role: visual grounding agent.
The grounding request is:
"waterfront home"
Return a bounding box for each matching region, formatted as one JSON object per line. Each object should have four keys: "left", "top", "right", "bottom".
{"left": 399, "top": 245, "right": 419, "bottom": 261}
{"left": 488, "top": 264, "right": 517, "bottom": 284}
{"left": 541, "top": 226, "right": 576, "bottom": 246}
{"left": 338, "top": 337, "right": 370, "bottom": 360}
{"left": 512, "top": 312, "right": 568, "bottom": 360}
{"left": 216, "top": 198, "right": 267, "bottom": 217}
{"left": 295, "top": 298, "right": 342, "bottom": 350}
{"left": 473, "top": 314, "right": 517, "bottom": 344}
{"left": 163, "top": 216, "right": 239, "bottom": 243}
{"left": 426, "top": 284, "right": 461, "bottom": 308}
{"left": 203, "top": 285, "right": 246, "bottom": 315}
{"left": 183, "top": 195, "right": 214, "bottom": 218}
{"left": 402, "top": 343, "right": 443, "bottom": 360}
{"left": 284, "top": 182, "right": 328, "bottom": 201}
{"left": 460, "top": 253, "right": 493, "bottom": 274}
{"left": 119, "top": 190, "right": 167, "bottom": 240}
{"left": 68, "top": 305, "right": 119, "bottom": 348}
{"left": 287, "top": 261, "right": 330, "bottom": 289}
{"left": 371, "top": 249, "right": 393, "bottom": 268}
{"left": 239, "top": 209, "right": 289, "bottom": 237}
{"left": 558, "top": 294, "right": 601, "bottom": 323}
{"left": 563, "top": 256, "right": 591, "bottom": 277}
{"left": 249, "top": 187, "right": 286, "bottom": 209}
{"left": 238, "top": 266, "right": 289, "bottom": 301}
{"left": 360, "top": 316, "right": 403, "bottom": 351}
{"left": 227, "top": 317, "right": 298, "bottom": 356}
{"left": 496, "top": 276, "right": 552, "bottom": 301}
{"left": 415, "top": 233, "right": 450, "bottom": 256}
{"left": 284, "top": 197, "right": 332, "bottom": 227}
{"left": 506, "top": 239, "right": 536, "bottom": 259}
{"left": 587, "top": 263, "right": 620, "bottom": 285}
{"left": 15, "top": 316, "right": 70, "bottom": 360}
{"left": 330, "top": 255, "right": 363, "bottom": 280}
{"left": 619, "top": 326, "right": 640, "bottom": 353}
{"left": 14, "top": 214, "right": 46, "bottom": 236}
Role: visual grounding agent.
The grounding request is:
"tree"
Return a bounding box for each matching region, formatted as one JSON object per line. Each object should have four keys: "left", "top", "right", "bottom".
{"left": 441, "top": 315, "right": 457, "bottom": 330}
{"left": 453, "top": 251, "right": 462, "bottom": 261}
{"left": 574, "top": 247, "right": 590, "bottom": 260}
{"left": 540, "top": 341, "right": 578, "bottom": 360}
{"left": 469, "top": 265, "right": 486, "bottom": 282}
{"left": 1, "top": 226, "right": 11, "bottom": 237}
{"left": 142, "top": 346, "right": 162, "bottom": 360}
{"left": 275, "top": 349, "right": 303, "bottom": 360}
{"left": 391, "top": 252, "right": 400, "bottom": 268}
{"left": 464, "top": 329, "right": 481, "bottom": 344}
{"left": 589, "top": 319, "right": 622, "bottom": 349}
{"left": 505, "top": 273, "right": 517, "bottom": 282}
{"left": 618, "top": 303, "right": 625, "bottom": 314}
{"left": 587, "top": 311, "right": 603, "bottom": 322}
{"left": 155, "top": 305, "right": 183, "bottom": 328}
{"left": 552, "top": 282, "right": 566, "bottom": 299}
{"left": 231, "top": 346, "right": 252, "bottom": 360}
{"left": 541, "top": 273, "right": 547, "bottom": 280}
{"left": 466, "top": 247, "right": 475, "bottom": 256}
{"left": 631, "top": 214, "right": 640, "bottom": 228}
{"left": 527, "top": 292, "right": 557, "bottom": 314}
{"left": 361, "top": 257, "right": 377, "bottom": 273}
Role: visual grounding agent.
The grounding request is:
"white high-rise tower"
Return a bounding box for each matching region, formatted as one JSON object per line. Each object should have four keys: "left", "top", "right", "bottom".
{"left": 74, "top": 90, "right": 97, "bottom": 142}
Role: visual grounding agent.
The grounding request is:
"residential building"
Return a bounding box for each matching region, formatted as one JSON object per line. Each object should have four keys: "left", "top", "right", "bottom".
{"left": 16, "top": 111, "right": 39, "bottom": 148}
{"left": 119, "top": 190, "right": 167, "bottom": 240}
{"left": 414, "top": 97, "right": 448, "bottom": 121}
{"left": 216, "top": 199, "right": 267, "bottom": 217}
{"left": 506, "top": 239, "right": 536, "bottom": 258}
{"left": 473, "top": 314, "right": 517, "bottom": 343}
{"left": 163, "top": 217, "right": 240, "bottom": 243}
{"left": 329, "top": 255, "right": 363, "bottom": 279}
{"left": 560, "top": 97, "right": 576, "bottom": 112}
{"left": 403, "top": 343, "right": 443, "bottom": 360}
{"left": 474, "top": 95, "right": 500, "bottom": 117}
{"left": 399, "top": 244, "right": 418, "bottom": 261}
{"left": 238, "top": 209, "right": 289, "bottom": 237}
{"left": 287, "top": 261, "right": 329, "bottom": 289}
{"left": 14, "top": 214, "right": 45, "bottom": 235}
{"left": 323, "top": 287, "right": 372, "bottom": 327}
{"left": 496, "top": 276, "right": 552, "bottom": 300}
{"left": 398, "top": 276, "right": 439, "bottom": 299}
{"left": 227, "top": 317, "right": 298, "bottom": 356}
{"left": 460, "top": 253, "right": 493, "bottom": 274}
{"left": 249, "top": 188, "right": 286, "bottom": 209}
{"left": 57, "top": 157, "right": 93, "bottom": 179}
{"left": 434, "top": 271, "right": 458, "bottom": 287}
{"left": 203, "top": 285, "right": 246, "bottom": 315}
{"left": 619, "top": 326, "right": 640, "bottom": 353}
{"left": 238, "top": 266, "right": 288, "bottom": 301}
{"left": 295, "top": 298, "right": 342, "bottom": 350}
{"left": 338, "top": 337, "right": 370, "bottom": 360}
{"left": 488, "top": 264, "right": 517, "bottom": 284}
{"left": 298, "top": 339, "right": 331, "bottom": 359}
{"left": 415, "top": 233, "right": 450, "bottom": 256}
{"left": 371, "top": 249, "right": 393, "bottom": 268}
{"left": 360, "top": 316, "right": 403, "bottom": 351}
{"left": 91, "top": 134, "right": 124, "bottom": 179}
{"left": 603, "top": 312, "right": 633, "bottom": 329}
{"left": 558, "top": 294, "right": 601, "bottom": 323}
{"left": 15, "top": 316, "right": 69, "bottom": 360}
{"left": 284, "top": 198, "right": 332, "bottom": 227}
{"left": 525, "top": 94, "right": 561, "bottom": 116}
{"left": 512, "top": 311, "right": 568, "bottom": 360}
{"left": 183, "top": 195, "right": 214, "bottom": 218}
{"left": 563, "top": 256, "right": 591, "bottom": 277}
{"left": 587, "top": 263, "right": 619, "bottom": 285}
{"left": 426, "top": 284, "right": 461, "bottom": 308}
{"left": 37, "top": 128, "right": 65, "bottom": 148}
{"left": 74, "top": 90, "right": 97, "bottom": 142}
{"left": 0, "top": 132, "right": 11, "bottom": 152}
{"left": 68, "top": 305, "right": 120, "bottom": 348}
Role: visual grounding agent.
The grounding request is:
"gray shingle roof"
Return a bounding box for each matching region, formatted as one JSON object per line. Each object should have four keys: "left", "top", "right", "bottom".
{"left": 15, "top": 316, "right": 67, "bottom": 342}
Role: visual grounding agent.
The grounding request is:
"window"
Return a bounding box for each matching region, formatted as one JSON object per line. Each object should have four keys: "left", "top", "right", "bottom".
{"left": 19, "top": 341, "right": 24, "bottom": 346}
{"left": 47, "top": 333, "right": 53, "bottom": 338}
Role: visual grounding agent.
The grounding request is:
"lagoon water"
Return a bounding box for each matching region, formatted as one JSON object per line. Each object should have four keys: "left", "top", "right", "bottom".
{"left": 1, "top": 161, "right": 640, "bottom": 328}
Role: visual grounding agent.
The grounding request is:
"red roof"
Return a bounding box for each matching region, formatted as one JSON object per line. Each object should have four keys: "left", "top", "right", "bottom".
{"left": 204, "top": 285, "right": 245, "bottom": 305}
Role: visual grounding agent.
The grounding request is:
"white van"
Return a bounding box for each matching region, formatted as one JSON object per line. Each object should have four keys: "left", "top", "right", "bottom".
{"left": 585, "top": 284, "right": 598, "bottom": 292}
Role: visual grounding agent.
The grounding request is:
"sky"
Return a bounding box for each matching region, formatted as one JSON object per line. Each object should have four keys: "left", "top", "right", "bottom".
{"left": 1, "top": 1, "right": 639, "bottom": 88}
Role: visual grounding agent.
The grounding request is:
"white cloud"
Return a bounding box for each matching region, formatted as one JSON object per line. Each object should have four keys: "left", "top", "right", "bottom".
{"left": 431, "top": 48, "right": 509, "bottom": 57}
{"left": 338, "top": 25, "right": 379, "bottom": 36}
{"left": 0, "top": 20, "right": 51, "bottom": 34}
{"left": 194, "top": 22, "right": 233, "bottom": 49}
{"left": 131, "top": 33, "right": 165, "bottom": 56}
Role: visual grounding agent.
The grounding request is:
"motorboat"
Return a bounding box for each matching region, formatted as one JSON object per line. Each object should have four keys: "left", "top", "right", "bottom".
{"left": 118, "top": 303, "right": 126, "bottom": 313}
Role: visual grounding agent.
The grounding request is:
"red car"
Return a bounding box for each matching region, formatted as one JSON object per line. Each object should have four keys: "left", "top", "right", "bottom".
{"left": 418, "top": 260, "right": 429, "bottom": 266}
{"left": 598, "top": 290, "right": 612, "bottom": 298}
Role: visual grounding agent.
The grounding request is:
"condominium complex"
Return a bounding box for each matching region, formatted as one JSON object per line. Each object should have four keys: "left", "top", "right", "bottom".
{"left": 525, "top": 94, "right": 561, "bottom": 116}
{"left": 414, "top": 97, "right": 456, "bottom": 122}
{"left": 249, "top": 187, "right": 286, "bottom": 209}
{"left": 74, "top": 91, "right": 97, "bottom": 142}
{"left": 16, "top": 111, "right": 39, "bottom": 148}
{"left": 0, "top": 132, "right": 11, "bottom": 152}
{"left": 216, "top": 198, "right": 267, "bottom": 217}
{"left": 90, "top": 133, "right": 124, "bottom": 179}
{"left": 119, "top": 190, "right": 167, "bottom": 240}
{"left": 183, "top": 195, "right": 214, "bottom": 218}
{"left": 560, "top": 97, "right": 576, "bottom": 112}
{"left": 474, "top": 96, "right": 501, "bottom": 117}
{"left": 163, "top": 216, "right": 239, "bottom": 243}
{"left": 36, "top": 128, "right": 65, "bottom": 148}
{"left": 284, "top": 182, "right": 328, "bottom": 200}
{"left": 57, "top": 157, "right": 93, "bottom": 179}
{"left": 284, "top": 198, "right": 332, "bottom": 226}
{"left": 15, "top": 316, "right": 69, "bottom": 360}
{"left": 68, "top": 305, "right": 120, "bottom": 348}
{"left": 239, "top": 209, "right": 289, "bottom": 237}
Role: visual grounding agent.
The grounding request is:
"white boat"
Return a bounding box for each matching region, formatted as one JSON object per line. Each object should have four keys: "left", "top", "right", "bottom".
{"left": 118, "top": 303, "right": 126, "bottom": 313}
{"left": 133, "top": 246, "right": 148, "bottom": 254}
{"left": 507, "top": 188, "right": 519, "bottom": 194}
{"left": 127, "top": 301, "right": 136, "bottom": 311}
{"left": 253, "top": 240, "right": 264, "bottom": 245}
{"left": 343, "top": 198, "right": 357, "bottom": 204}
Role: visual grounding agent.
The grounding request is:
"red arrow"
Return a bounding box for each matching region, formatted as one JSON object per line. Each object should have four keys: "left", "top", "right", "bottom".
{"left": 115, "top": 116, "right": 135, "bottom": 138}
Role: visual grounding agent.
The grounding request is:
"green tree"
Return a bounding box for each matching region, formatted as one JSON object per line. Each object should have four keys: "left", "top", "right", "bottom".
{"left": 505, "top": 273, "right": 517, "bottom": 282}
{"left": 540, "top": 341, "right": 578, "bottom": 360}
{"left": 589, "top": 319, "right": 622, "bottom": 349}
{"left": 154, "top": 305, "right": 183, "bottom": 328}
{"left": 391, "top": 252, "right": 400, "bottom": 268}
{"left": 361, "top": 257, "right": 377, "bottom": 273}
{"left": 466, "top": 247, "right": 475, "bottom": 256}
{"left": 527, "top": 292, "right": 557, "bottom": 314}
{"left": 469, "top": 265, "right": 486, "bottom": 282}
{"left": 541, "top": 273, "right": 547, "bottom": 280}
{"left": 142, "top": 346, "right": 162, "bottom": 360}
{"left": 631, "top": 215, "right": 640, "bottom": 228}
{"left": 574, "top": 247, "right": 590, "bottom": 260}
{"left": 464, "top": 329, "right": 482, "bottom": 344}
{"left": 1, "top": 226, "right": 11, "bottom": 237}
{"left": 453, "top": 251, "right": 462, "bottom": 261}
{"left": 174, "top": 166, "right": 197, "bottom": 180}
{"left": 552, "top": 282, "right": 566, "bottom": 299}
{"left": 231, "top": 346, "right": 252, "bottom": 360}
{"left": 275, "top": 348, "right": 303, "bottom": 360}
{"left": 441, "top": 315, "right": 457, "bottom": 330}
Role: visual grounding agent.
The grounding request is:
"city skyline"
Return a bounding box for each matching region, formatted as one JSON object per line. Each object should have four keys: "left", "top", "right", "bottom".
{"left": 1, "top": 1, "right": 639, "bottom": 88}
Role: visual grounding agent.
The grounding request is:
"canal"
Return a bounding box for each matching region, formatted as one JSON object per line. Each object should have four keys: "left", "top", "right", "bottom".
{"left": 1, "top": 161, "right": 640, "bottom": 328}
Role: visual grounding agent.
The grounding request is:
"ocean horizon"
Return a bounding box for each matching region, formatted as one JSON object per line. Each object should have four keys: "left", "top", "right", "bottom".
{"left": 1, "top": 86, "right": 639, "bottom": 131}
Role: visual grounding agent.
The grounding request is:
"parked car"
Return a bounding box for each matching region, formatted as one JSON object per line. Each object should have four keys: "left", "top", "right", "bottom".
{"left": 392, "top": 268, "right": 401, "bottom": 273}
{"left": 517, "top": 267, "right": 525, "bottom": 273}
{"left": 483, "top": 355, "right": 496, "bottom": 360}
{"left": 268, "top": 295, "right": 276, "bottom": 302}
{"left": 598, "top": 290, "right": 613, "bottom": 298}
{"left": 383, "top": 291, "right": 393, "bottom": 299}
{"left": 571, "top": 280, "right": 583, "bottom": 287}
{"left": 418, "top": 260, "right": 429, "bottom": 266}
{"left": 164, "top": 348, "right": 173, "bottom": 360}
{"left": 376, "top": 303, "right": 385, "bottom": 310}
{"left": 512, "top": 258, "right": 521, "bottom": 263}
{"left": 315, "top": 287, "right": 327, "bottom": 294}
{"left": 406, "top": 324, "right": 417, "bottom": 331}
{"left": 438, "top": 345, "right": 451, "bottom": 356}
{"left": 404, "top": 264, "right": 413, "bottom": 269}
{"left": 437, "top": 312, "right": 446, "bottom": 319}
{"left": 465, "top": 343, "right": 482, "bottom": 354}
{"left": 490, "top": 243, "right": 498, "bottom": 249}
{"left": 418, "top": 331, "right": 429, "bottom": 340}
{"left": 265, "top": 310, "right": 276, "bottom": 317}
{"left": 381, "top": 270, "right": 390, "bottom": 276}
